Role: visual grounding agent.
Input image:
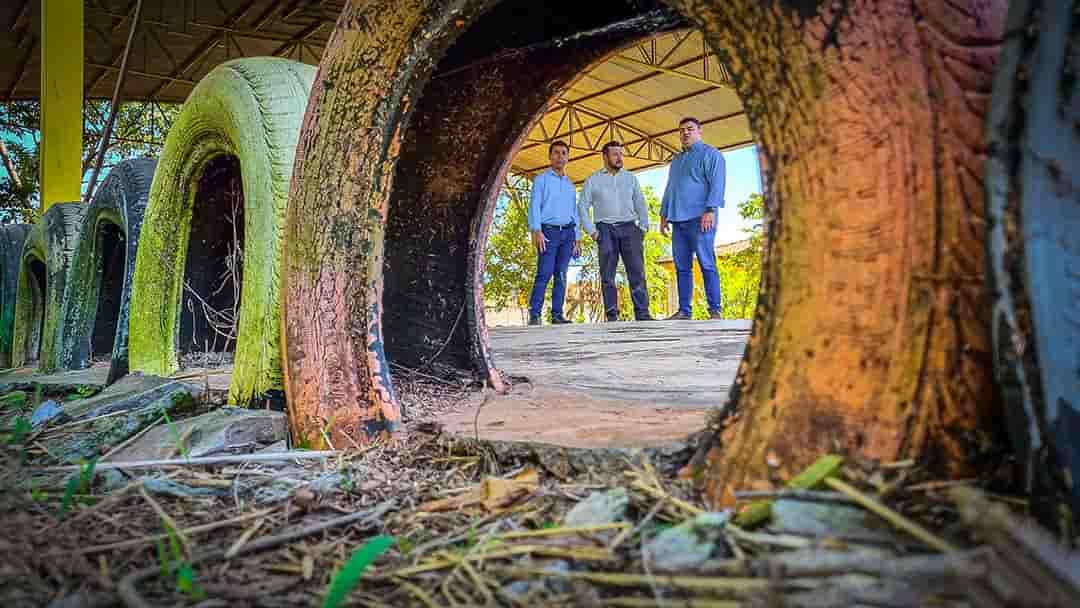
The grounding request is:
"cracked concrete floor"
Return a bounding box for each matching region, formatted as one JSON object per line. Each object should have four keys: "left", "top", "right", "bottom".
{"left": 440, "top": 320, "right": 750, "bottom": 448}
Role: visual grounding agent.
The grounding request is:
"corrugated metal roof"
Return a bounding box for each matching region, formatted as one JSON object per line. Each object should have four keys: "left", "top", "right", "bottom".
{"left": 510, "top": 29, "right": 751, "bottom": 184}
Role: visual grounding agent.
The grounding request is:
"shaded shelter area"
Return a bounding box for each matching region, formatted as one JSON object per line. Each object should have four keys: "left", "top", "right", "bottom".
{"left": 179, "top": 154, "right": 245, "bottom": 358}
{"left": 89, "top": 222, "right": 124, "bottom": 358}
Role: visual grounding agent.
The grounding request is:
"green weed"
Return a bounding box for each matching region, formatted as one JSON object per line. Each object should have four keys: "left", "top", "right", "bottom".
{"left": 155, "top": 520, "right": 206, "bottom": 601}
{"left": 59, "top": 458, "right": 98, "bottom": 519}
{"left": 323, "top": 535, "right": 395, "bottom": 608}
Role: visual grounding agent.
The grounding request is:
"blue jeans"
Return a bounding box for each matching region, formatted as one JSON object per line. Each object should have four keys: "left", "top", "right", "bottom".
{"left": 672, "top": 218, "right": 722, "bottom": 316}
{"left": 529, "top": 225, "right": 576, "bottom": 319}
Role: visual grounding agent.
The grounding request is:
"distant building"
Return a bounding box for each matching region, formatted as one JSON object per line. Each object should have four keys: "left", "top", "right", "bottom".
{"left": 656, "top": 237, "right": 754, "bottom": 316}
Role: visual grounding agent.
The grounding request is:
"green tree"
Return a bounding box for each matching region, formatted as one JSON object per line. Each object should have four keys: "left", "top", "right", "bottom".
{"left": 691, "top": 192, "right": 764, "bottom": 319}
{"left": 0, "top": 100, "right": 180, "bottom": 224}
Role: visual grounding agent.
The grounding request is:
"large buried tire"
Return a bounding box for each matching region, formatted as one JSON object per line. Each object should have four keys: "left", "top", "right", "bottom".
{"left": 986, "top": 0, "right": 1080, "bottom": 523}
{"left": 0, "top": 224, "right": 30, "bottom": 369}
{"left": 12, "top": 202, "right": 88, "bottom": 371}
{"left": 282, "top": 0, "right": 1009, "bottom": 495}
{"left": 59, "top": 157, "right": 157, "bottom": 384}
{"left": 129, "top": 57, "right": 315, "bottom": 405}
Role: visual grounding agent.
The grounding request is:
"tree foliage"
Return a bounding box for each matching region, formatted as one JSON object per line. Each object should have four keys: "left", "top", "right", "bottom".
{"left": 0, "top": 100, "right": 180, "bottom": 225}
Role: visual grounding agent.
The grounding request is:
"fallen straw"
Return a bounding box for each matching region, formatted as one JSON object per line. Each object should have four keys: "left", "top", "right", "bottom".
{"left": 824, "top": 477, "right": 957, "bottom": 553}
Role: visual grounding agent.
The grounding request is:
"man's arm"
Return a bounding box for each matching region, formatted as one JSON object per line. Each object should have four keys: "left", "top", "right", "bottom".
{"left": 527, "top": 177, "right": 543, "bottom": 232}
{"left": 705, "top": 148, "right": 727, "bottom": 211}
{"left": 659, "top": 166, "right": 673, "bottom": 236}
{"left": 632, "top": 175, "right": 648, "bottom": 232}
{"left": 578, "top": 178, "right": 597, "bottom": 238}
{"left": 528, "top": 176, "right": 547, "bottom": 252}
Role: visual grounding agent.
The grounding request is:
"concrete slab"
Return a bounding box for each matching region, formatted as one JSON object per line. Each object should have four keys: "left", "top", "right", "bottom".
{"left": 439, "top": 320, "right": 750, "bottom": 448}
{"left": 0, "top": 361, "right": 110, "bottom": 388}
{"left": 488, "top": 319, "right": 750, "bottom": 407}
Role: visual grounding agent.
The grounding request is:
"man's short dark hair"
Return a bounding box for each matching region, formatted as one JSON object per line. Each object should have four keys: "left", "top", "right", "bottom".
{"left": 601, "top": 141, "right": 623, "bottom": 156}
{"left": 549, "top": 140, "right": 569, "bottom": 155}
{"left": 679, "top": 117, "right": 702, "bottom": 128}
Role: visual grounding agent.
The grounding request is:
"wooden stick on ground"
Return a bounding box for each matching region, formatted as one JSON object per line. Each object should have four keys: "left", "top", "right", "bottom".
{"left": 38, "top": 450, "right": 338, "bottom": 473}
{"left": 824, "top": 477, "right": 957, "bottom": 553}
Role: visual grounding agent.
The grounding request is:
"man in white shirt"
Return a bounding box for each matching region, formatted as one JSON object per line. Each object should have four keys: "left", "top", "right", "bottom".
{"left": 578, "top": 141, "right": 655, "bottom": 322}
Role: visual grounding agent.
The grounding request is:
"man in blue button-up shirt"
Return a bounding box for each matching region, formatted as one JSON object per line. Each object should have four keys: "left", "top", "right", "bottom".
{"left": 526, "top": 140, "right": 581, "bottom": 325}
{"left": 660, "top": 117, "right": 726, "bottom": 320}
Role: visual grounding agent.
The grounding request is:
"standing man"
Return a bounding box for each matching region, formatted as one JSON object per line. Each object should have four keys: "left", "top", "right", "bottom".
{"left": 660, "top": 117, "right": 726, "bottom": 320}
{"left": 527, "top": 140, "right": 581, "bottom": 326}
{"left": 579, "top": 141, "right": 654, "bottom": 322}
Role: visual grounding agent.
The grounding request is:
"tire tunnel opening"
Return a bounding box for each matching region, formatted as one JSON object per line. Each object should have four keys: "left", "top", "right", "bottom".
{"left": 90, "top": 223, "right": 125, "bottom": 361}
{"left": 287, "top": 0, "right": 1007, "bottom": 490}
{"left": 382, "top": 0, "right": 686, "bottom": 382}
{"left": 24, "top": 257, "right": 47, "bottom": 364}
{"left": 179, "top": 154, "right": 245, "bottom": 364}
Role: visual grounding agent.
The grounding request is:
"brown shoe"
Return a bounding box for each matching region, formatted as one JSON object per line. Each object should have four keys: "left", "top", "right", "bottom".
{"left": 666, "top": 311, "right": 691, "bottom": 321}
{"left": 709, "top": 310, "right": 724, "bottom": 320}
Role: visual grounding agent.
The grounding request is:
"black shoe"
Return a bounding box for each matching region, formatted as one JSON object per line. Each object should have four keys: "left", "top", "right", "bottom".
{"left": 605, "top": 315, "right": 619, "bottom": 322}
{"left": 528, "top": 315, "right": 542, "bottom": 326}
{"left": 635, "top": 315, "right": 658, "bottom": 322}
{"left": 666, "top": 311, "right": 691, "bottom": 321}
{"left": 708, "top": 310, "right": 724, "bottom": 320}
{"left": 551, "top": 316, "right": 571, "bottom": 324}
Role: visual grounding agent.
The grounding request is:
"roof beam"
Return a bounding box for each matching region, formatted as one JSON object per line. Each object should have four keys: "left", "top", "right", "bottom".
{"left": 520, "top": 86, "right": 719, "bottom": 154}
{"left": 549, "top": 52, "right": 713, "bottom": 111}
{"left": 609, "top": 55, "right": 729, "bottom": 89}
{"left": 517, "top": 112, "right": 748, "bottom": 174}
{"left": 146, "top": 0, "right": 259, "bottom": 100}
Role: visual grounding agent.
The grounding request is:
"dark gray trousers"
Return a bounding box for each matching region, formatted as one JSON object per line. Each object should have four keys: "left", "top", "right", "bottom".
{"left": 597, "top": 221, "right": 649, "bottom": 319}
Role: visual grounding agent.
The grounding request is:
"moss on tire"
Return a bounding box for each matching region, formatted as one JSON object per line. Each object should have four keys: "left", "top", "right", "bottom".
{"left": 59, "top": 157, "right": 157, "bottom": 383}
{"left": 12, "top": 202, "right": 89, "bottom": 371}
{"left": 128, "top": 57, "right": 315, "bottom": 405}
{"left": 0, "top": 224, "right": 30, "bottom": 368}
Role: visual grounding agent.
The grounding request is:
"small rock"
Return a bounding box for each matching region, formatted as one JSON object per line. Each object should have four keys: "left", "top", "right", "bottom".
{"left": 0, "top": 390, "right": 28, "bottom": 410}
{"left": 292, "top": 487, "right": 317, "bottom": 509}
{"left": 30, "top": 399, "right": 65, "bottom": 429}
{"left": 563, "top": 488, "right": 629, "bottom": 527}
{"left": 644, "top": 511, "right": 732, "bottom": 572}
{"left": 540, "top": 560, "right": 571, "bottom": 594}
{"left": 770, "top": 499, "right": 902, "bottom": 545}
{"left": 500, "top": 580, "right": 533, "bottom": 601}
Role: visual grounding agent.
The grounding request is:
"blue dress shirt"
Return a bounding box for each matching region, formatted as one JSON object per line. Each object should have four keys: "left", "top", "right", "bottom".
{"left": 527, "top": 169, "right": 579, "bottom": 231}
{"left": 660, "top": 141, "right": 726, "bottom": 222}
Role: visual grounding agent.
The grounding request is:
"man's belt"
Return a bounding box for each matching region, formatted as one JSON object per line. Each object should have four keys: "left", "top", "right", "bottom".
{"left": 541, "top": 223, "right": 576, "bottom": 230}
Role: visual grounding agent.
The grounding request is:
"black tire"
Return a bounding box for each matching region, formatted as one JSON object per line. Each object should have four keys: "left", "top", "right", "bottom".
{"left": 12, "top": 202, "right": 88, "bottom": 371}
{"left": 59, "top": 157, "right": 157, "bottom": 383}
{"left": 986, "top": 0, "right": 1080, "bottom": 523}
{"left": 0, "top": 224, "right": 30, "bottom": 368}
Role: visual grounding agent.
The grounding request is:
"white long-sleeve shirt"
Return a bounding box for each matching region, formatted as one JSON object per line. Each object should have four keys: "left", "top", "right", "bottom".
{"left": 577, "top": 168, "right": 648, "bottom": 236}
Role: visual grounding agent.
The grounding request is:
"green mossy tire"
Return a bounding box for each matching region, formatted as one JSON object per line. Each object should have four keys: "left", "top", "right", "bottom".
{"left": 59, "top": 157, "right": 157, "bottom": 383}
{"left": 0, "top": 224, "right": 30, "bottom": 368}
{"left": 128, "top": 57, "right": 315, "bottom": 405}
{"left": 12, "top": 202, "right": 89, "bottom": 371}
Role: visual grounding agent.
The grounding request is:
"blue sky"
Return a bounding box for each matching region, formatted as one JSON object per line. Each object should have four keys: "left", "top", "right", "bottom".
{"left": 638, "top": 144, "right": 762, "bottom": 244}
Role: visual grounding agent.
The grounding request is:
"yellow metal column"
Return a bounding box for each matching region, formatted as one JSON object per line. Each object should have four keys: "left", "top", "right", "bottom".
{"left": 39, "top": 0, "right": 83, "bottom": 209}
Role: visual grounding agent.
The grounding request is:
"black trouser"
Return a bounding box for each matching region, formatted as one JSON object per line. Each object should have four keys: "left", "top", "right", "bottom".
{"left": 597, "top": 221, "right": 649, "bottom": 320}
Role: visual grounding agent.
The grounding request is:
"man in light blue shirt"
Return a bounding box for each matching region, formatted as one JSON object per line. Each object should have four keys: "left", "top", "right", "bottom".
{"left": 579, "top": 141, "right": 655, "bottom": 322}
{"left": 526, "top": 140, "right": 580, "bottom": 325}
{"left": 660, "top": 117, "right": 725, "bottom": 320}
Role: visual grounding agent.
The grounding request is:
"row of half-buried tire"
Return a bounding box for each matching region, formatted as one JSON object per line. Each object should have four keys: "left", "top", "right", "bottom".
{"left": 0, "top": 0, "right": 1074, "bottom": 518}
{"left": 0, "top": 57, "right": 315, "bottom": 408}
{"left": 276, "top": 0, "right": 1079, "bottom": 519}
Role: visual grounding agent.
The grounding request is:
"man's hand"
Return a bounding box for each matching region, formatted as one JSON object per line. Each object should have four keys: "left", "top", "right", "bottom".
{"left": 660, "top": 217, "right": 670, "bottom": 237}
{"left": 573, "top": 240, "right": 582, "bottom": 256}
{"left": 700, "top": 210, "right": 715, "bottom": 232}
{"left": 590, "top": 231, "right": 599, "bottom": 241}
{"left": 531, "top": 230, "right": 547, "bottom": 253}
